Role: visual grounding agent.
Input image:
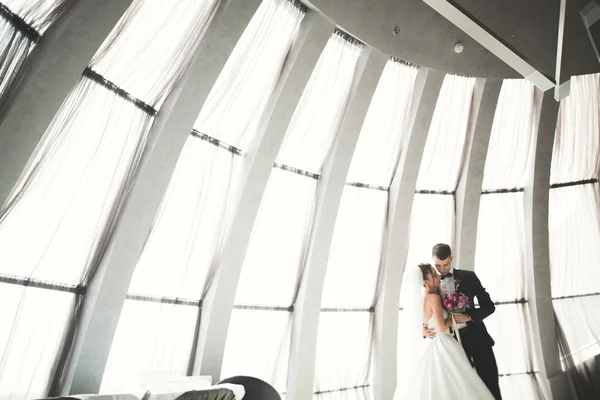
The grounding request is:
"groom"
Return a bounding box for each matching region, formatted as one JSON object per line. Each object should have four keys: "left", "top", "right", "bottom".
{"left": 424, "top": 243, "right": 502, "bottom": 400}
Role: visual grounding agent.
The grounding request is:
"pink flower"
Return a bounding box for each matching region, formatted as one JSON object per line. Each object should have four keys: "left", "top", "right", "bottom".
{"left": 444, "top": 291, "right": 470, "bottom": 312}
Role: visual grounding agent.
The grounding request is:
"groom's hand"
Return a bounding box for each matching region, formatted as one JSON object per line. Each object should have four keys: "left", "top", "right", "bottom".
{"left": 423, "top": 324, "right": 436, "bottom": 339}
{"left": 453, "top": 313, "right": 471, "bottom": 323}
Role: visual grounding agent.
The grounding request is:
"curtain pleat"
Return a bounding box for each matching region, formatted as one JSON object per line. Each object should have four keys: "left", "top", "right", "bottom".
{"left": 0, "top": 0, "right": 222, "bottom": 397}
{"left": 473, "top": 79, "right": 542, "bottom": 399}
{"left": 0, "top": 0, "right": 75, "bottom": 122}
{"left": 397, "top": 74, "right": 475, "bottom": 389}
{"left": 549, "top": 74, "right": 600, "bottom": 399}
{"left": 314, "top": 59, "right": 418, "bottom": 399}
{"left": 101, "top": 0, "right": 305, "bottom": 392}
{"left": 222, "top": 31, "right": 362, "bottom": 395}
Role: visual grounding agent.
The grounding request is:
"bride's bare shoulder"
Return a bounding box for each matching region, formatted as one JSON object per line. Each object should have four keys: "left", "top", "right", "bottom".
{"left": 424, "top": 293, "right": 440, "bottom": 303}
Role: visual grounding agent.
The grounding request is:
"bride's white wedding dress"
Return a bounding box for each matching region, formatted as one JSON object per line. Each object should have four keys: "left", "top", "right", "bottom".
{"left": 394, "top": 308, "right": 495, "bottom": 399}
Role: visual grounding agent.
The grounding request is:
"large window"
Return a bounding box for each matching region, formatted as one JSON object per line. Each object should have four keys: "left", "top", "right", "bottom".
{"left": 220, "top": 30, "right": 362, "bottom": 394}
{"left": 397, "top": 74, "right": 475, "bottom": 382}
{"left": 473, "top": 79, "right": 544, "bottom": 399}
{"left": 0, "top": 0, "right": 221, "bottom": 397}
{"left": 404, "top": 74, "right": 475, "bottom": 269}
{"left": 313, "top": 59, "right": 418, "bottom": 400}
{"left": 549, "top": 73, "right": 600, "bottom": 369}
{"left": 101, "top": 0, "right": 306, "bottom": 392}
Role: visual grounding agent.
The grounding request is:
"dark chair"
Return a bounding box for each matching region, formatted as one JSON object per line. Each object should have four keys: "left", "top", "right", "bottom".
{"left": 217, "top": 376, "right": 281, "bottom": 400}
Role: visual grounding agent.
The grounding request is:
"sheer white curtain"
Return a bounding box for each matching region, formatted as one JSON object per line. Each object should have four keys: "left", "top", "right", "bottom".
{"left": 0, "top": 1, "right": 221, "bottom": 398}
{"left": 344, "top": 60, "right": 418, "bottom": 187}
{"left": 313, "top": 60, "right": 418, "bottom": 399}
{"left": 320, "top": 186, "right": 389, "bottom": 309}
{"left": 314, "top": 312, "right": 374, "bottom": 399}
{"left": 397, "top": 74, "right": 475, "bottom": 381}
{"left": 403, "top": 74, "right": 475, "bottom": 270}
{"left": 0, "top": 0, "right": 75, "bottom": 111}
{"left": 101, "top": 0, "right": 305, "bottom": 392}
{"left": 2, "top": 0, "right": 71, "bottom": 28}
{"left": 221, "top": 31, "right": 362, "bottom": 394}
{"left": 415, "top": 74, "right": 475, "bottom": 191}
{"left": 473, "top": 79, "right": 543, "bottom": 399}
{"left": 402, "top": 194, "right": 455, "bottom": 274}
{"left": 549, "top": 73, "right": 600, "bottom": 369}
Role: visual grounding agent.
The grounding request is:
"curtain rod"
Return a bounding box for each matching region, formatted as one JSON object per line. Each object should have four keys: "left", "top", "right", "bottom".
{"left": 347, "top": 181, "right": 389, "bottom": 192}
{"left": 415, "top": 189, "right": 455, "bottom": 195}
{"left": 481, "top": 187, "right": 525, "bottom": 195}
{"left": 83, "top": 67, "right": 158, "bottom": 116}
{"left": 233, "top": 304, "right": 294, "bottom": 312}
{"left": 389, "top": 56, "right": 419, "bottom": 69}
{"left": 494, "top": 298, "right": 527, "bottom": 305}
{"left": 446, "top": 71, "right": 477, "bottom": 80}
{"left": 333, "top": 27, "right": 364, "bottom": 47}
{"left": 190, "top": 129, "right": 244, "bottom": 156}
{"left": 286, "top": 0, "right": 307, "bottom": 13}
{"left": 0, "top": 273, "right": 85, "bottom": 295}
{"left": 274, "top": 162, "right": 320, "bottom": 180}
{"left": 320, "top": 306, "right": 374, "bottom": 312}
{"left": 0, "top": 2, "right": 41, "bottom": 42}
{"left": 127, "top": 293, "right": 201, "bottom": 307}
{"left": 549, "top": 178, "right": 598, "bottom": 189}
{"left": 553, "top": 292, "right": 600, "bottom": 301}
{"left": 498, "top": 371, "right": 538, "bottom": 377}
{"left": 314, "top": 384, "right": 372, "bottom": 395}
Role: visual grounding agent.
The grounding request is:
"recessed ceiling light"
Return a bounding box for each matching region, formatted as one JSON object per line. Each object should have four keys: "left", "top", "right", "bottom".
{"left": 454, "top": 42, "right": 464, "bottom": 53}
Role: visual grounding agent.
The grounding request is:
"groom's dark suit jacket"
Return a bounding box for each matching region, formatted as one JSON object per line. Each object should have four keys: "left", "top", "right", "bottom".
{"left": 450, "top": 269, "right": 502, "bottom": 400}
{"left": 451, "top": 268, "right": 495, "bottom": 347}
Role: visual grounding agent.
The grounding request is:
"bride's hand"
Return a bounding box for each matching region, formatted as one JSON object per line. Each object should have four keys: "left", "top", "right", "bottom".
{"left": 423, "top": 324, "right": 436, "bottom": 339}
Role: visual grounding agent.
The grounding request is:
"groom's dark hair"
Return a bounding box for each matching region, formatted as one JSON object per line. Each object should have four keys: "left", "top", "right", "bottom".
{"left": 432, "top": 243, "right": 452, "bottom": 260}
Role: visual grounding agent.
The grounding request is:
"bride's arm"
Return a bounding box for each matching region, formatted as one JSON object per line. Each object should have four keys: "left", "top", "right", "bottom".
{"left": 426, "top": 293, "right": 452, "bottom": 332}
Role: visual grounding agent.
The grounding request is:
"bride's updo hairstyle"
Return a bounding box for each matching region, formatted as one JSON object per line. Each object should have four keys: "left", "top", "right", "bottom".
{"left": 418, "top": 263, "right": 433, "bottom": 280}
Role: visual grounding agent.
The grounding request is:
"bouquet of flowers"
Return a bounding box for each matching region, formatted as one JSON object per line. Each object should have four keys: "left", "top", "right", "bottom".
{"left": 443, "top": 291, "right": 470, "bottom": 313}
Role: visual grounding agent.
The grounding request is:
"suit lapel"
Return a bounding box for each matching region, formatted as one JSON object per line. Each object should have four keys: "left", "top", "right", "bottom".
{"left": 453, "top": 269, "right": 463, "bottom": 291}
{"left": 453, "top": 270, "right": 475, "bottom": 307}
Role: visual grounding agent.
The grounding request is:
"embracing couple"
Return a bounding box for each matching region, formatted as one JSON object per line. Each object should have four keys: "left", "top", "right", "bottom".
{"left": 394, "top": 243, "right": 503, "bottom": 400}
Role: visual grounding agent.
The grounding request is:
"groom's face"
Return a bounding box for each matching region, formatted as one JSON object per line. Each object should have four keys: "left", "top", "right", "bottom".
{"left": 433, "top": 256, "right": 453, "bottom": 275}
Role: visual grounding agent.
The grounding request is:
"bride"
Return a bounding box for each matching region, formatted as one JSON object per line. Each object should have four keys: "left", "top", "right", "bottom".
{"left": 394, "top": 263, "right": 495, "bottom": 399}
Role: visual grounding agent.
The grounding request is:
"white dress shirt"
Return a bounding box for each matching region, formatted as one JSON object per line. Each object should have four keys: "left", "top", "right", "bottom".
{"left": 439, "top": 266, "right": 455, "bottom": 299}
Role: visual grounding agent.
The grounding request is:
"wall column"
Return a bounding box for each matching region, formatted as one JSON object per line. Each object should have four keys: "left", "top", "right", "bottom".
{"left": 0, "top": 0, "right": 134, "bottom": 204}
{"left": 374, "top": 68, "right": 445, "bottom": 400}
{"left": 455, "top": 78, "right": 502, "bottom": 270}
{"left": 194, "top": 15, "right": 335, "bottom": 381}
{"left": 526, "top": 89, "right": 567, "bottom": 399}
{"left": 60, "top": 0, "right": 263, "bottom": 394}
